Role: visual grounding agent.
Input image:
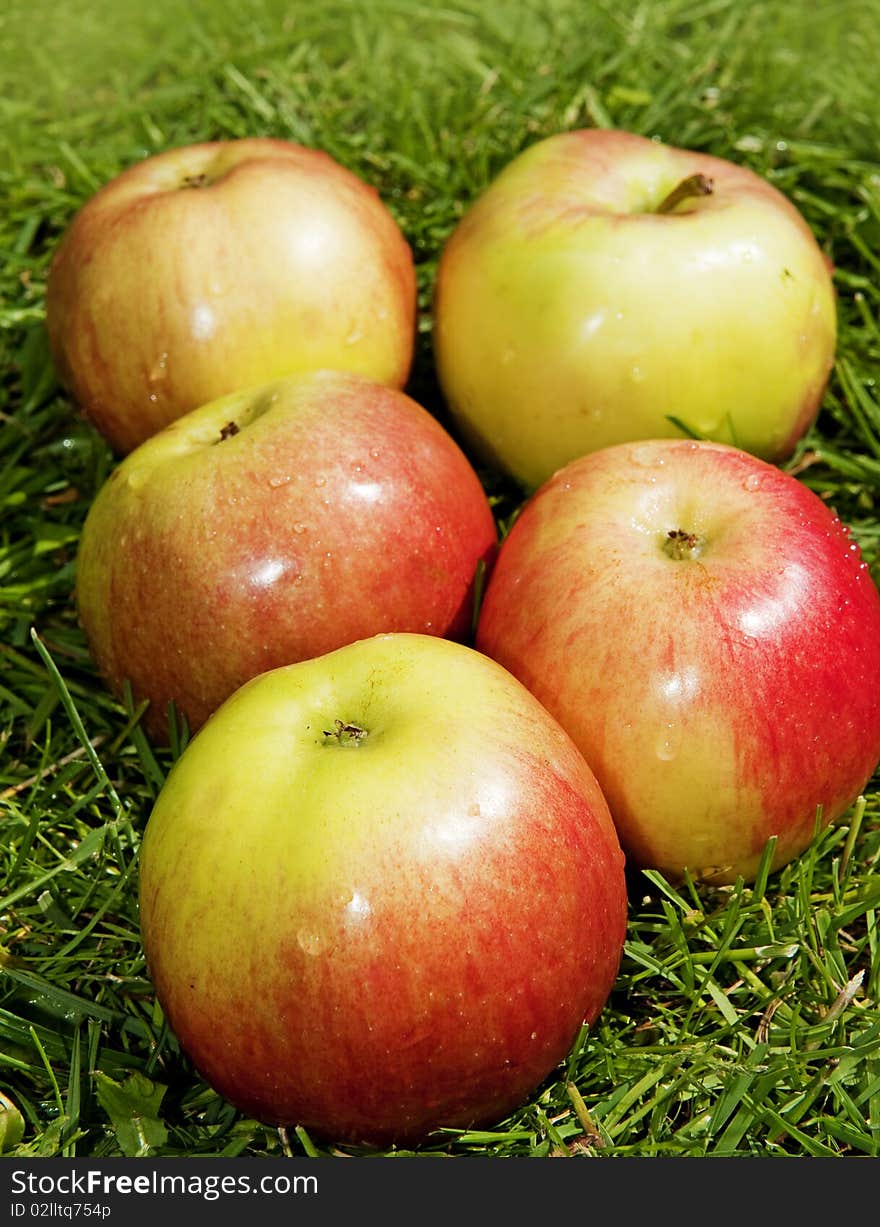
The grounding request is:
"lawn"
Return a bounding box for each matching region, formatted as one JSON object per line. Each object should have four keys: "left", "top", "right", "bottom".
{"left": 2, "top": 0, "right": 880, "bottom": 1159}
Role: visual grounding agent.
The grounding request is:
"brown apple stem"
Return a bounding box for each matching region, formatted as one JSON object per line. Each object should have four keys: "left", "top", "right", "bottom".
{"left": 656, "top": 173, "right": 714, "bottom": 214}
{"left": 323, "top": 719, "right": 368, "bottom": 746}
{"left": 663, "top": 529, "right": 703, "bottom": 560}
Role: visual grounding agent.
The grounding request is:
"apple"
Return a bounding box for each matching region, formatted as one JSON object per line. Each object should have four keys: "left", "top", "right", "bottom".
{"left": 433, "top": 128, "right": 837, "bottom": 490}
{"left": 137, "top": 632, "right": 628, "bottom": 1145}
{"left": 75, "top": 370, "right": 497, "bottom": 741}
{"left": 46, "top": 137, "right": 417, "bottom": 454}
{"left": 476, "top": 439, "right": 880, "bottom": 885}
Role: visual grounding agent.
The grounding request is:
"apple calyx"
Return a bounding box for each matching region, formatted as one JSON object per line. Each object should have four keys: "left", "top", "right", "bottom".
{"left": 217, "top": 421, "right": 240, "bottom": 442}
{"left": 663, "top": 528, "right": 704, "bottom": 561}
{"left": 322, "top": 719, "right": 368, "bottom": 746}
{"left": 656, "top": 173, "right": 714, "bottom": 215}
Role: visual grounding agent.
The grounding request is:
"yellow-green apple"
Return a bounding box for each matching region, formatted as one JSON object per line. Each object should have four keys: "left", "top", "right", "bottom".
{"left": 46, "top": 138, "right": 416, "bottom": 454}
{"left": 476, "top": 439, "right": 880, "bottom": 884}
{"left": 434, "top": 128, "right": 837, "bottom": 490}
{"left": 75, "top": 371, "right": 497, "bottom": 741}
{"left": 138, "top": 632, "right": 628, "bottom": 1145}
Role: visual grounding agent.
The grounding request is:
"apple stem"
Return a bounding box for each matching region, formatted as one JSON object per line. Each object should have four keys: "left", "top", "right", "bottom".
{"left": 656, "top": 173, "right": 714, "bottom": 215}
{"left": 663, "top": 529, "right": 703, "bottom": 561}
{"left": 323, "top": 719, "right": 367, "bottom": 746}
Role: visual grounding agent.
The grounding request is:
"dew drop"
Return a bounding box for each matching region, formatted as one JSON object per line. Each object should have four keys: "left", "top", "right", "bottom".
{"left": 656, "top": 723, "right": 681, "bottom": 761}
{"left": 315, "top": 476, "right": 326, "bottom": 488}
{"left": 293, "top": 522, "right": 307, "bottom": 534}
{"left": 148, "top": 352, "right": 169, "bottom": 383}
{"left": 296, "top": 929, "right": 323, "bottom": 956}
{"left": 743, "top": 473, "right": 762, "bottom": 492}
{"left": 268, "top": 474, "right": 290, "bottom": 489}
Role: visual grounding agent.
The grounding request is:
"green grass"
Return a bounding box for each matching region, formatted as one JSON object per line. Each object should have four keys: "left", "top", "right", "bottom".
{"left": 2, "top": 0, "right": 880, "bottom": 1159}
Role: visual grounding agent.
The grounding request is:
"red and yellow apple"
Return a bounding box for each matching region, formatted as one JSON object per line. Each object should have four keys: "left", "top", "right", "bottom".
{"left": 46, "top": 138, "right": 416, "bottom": 453}
{"left": 434, "top": 129, "right": 837, "bottom": 490}
{"left": 476, "top": 439, "right": 880, "bottom": 884}
{"left": 138, "top": 632, "right": 628, "bottom": 1145}
{"left": 75, "top": 370, "right": 497, "bottom": 741}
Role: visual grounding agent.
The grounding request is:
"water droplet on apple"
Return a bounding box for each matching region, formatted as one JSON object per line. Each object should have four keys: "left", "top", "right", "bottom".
{"left": 296, "top": 929, "right": 323, "bottom": 956}
{"left": 268, "top": 474, "right": 290, "bottom": 489}
{"left": 293, "top": 522, "right": 307, "bottom": 534}
{"left": 655, "top": 723, "right": 680, "bottom": 761}
{"left": 345, "top": 325, "right": 363, "bottom": 345}
{"left": 315, "top": 476, "right": 326, "bottom": 488}
{"left": 743, "top": 473, "right": 762, "bottom": 492}
{"left": 369, "top": 447, "right": 381, "bottom": 460}
{"left": 630, "top": 365, "right": 646, "bottom": 383}
{"left": 530, "top": 1031, "right": 538, "bottom": 1040}
{"left": 148, "top": 352, "right": 169, "bottom": 383}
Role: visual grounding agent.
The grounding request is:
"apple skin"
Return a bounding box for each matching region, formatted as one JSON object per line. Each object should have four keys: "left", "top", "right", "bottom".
{"left": 75, "top": 371, "right": 497, "bottom": 741}
{"left": 476, "top": 439, "right": 880, "bottom": 884}
{"left": 137, "top": 632, "right": 628, "bottom": 1146}
{"left": 433, "top": 128, "right": 837, "bottom": 490}
{"left": 46, "top": 138, "right": 416, "bottom": 454}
